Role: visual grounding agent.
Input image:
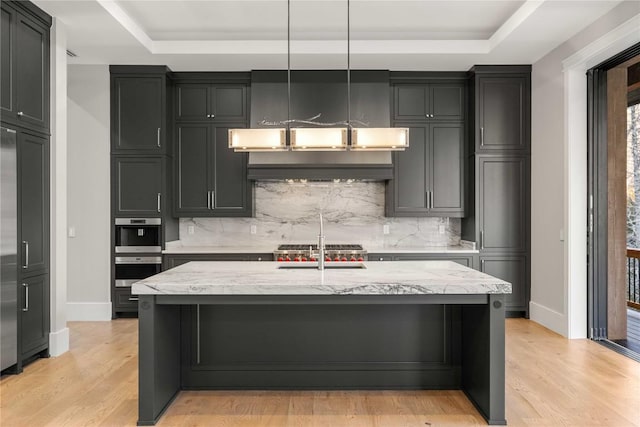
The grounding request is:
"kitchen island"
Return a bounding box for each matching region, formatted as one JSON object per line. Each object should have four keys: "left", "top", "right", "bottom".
{"left": 132, "top": 261, "right": 511, "bottom": 426}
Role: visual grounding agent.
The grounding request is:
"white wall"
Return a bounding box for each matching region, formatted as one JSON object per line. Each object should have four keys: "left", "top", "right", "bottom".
{"left": 66, "top": 65, "right": 111, "bottom": 321}
{"left": 531, "top": 1, "right": 640, "bottom": 337}
{"left": 49, "top": 18, "right": 69, "bottom": 355}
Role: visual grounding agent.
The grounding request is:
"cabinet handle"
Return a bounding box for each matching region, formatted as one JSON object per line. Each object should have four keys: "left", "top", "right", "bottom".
{"left": 128, "top": 297, "right": 139, "bottom": 302}
{"left": 157, "top": 193, "right": 161, "bottom": 213}
{"left": 211, "top": 191, "right": 215, "bottom": 209}
{"left": 196, "top": 304, "right": 201, "bottom": 364}
{"left": 481, "top": 259, "right": 485, "bottom": 271}
{"left": 17, "top": 111, "right": 24, "bottom": 117}
{"left": 430, "top": 191, "right": 434, "bottom": 209}
{"left": 480, "top": 127, "right": 484, "bottom": 146}
{"left": 480, "top": 231, "right": 484, "bottom": 249}
{"left": 210, "top": 114, "right": 215, "bottom": 119}
{"left": 22, "top": 241, "right": 29, "bottom": 269}
{"left": 22, "top": 283, "right": 29, "bottom": 312}
{"left": 157, "top": 128, "right": 161, "bottom": 148}
{"left": 207, "top": 191, "right": 211, "bottom": 209}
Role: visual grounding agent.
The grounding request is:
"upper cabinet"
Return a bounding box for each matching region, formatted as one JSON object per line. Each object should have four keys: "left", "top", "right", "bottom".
{"left": 174, "top": 123, "right": 251, "bottom": 217}
{"left": 174, "top": 74, "right": 248, "bottom": 122}
{"left": 111, "top": 156, "right": 167, "bottom": 218}
{"left": 386, "top": 123, "right": 465, "bottom": 217}
{"left": 393, "top": 81, "right": 465, "bottom": 122}
{"left": 0, "top": 1, "right": 51, "bottom": 133}
{"left": 110, "top": 66, "right": 171, "bottom": 154}
{"left": 472, "top": 69, "right": 531, "bottom": 153}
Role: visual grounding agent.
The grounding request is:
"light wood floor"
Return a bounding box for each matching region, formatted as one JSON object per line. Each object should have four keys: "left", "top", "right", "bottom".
{"left": 1, "top": 319, "right": 639, "bottom": 427}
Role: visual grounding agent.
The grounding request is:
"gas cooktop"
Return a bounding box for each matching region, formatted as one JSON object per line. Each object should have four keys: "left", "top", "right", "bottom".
{"left": 274, "top": 244, "right": 367, "bottom": 262}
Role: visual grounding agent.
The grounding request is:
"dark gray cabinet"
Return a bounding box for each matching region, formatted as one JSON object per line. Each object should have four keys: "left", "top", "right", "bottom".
{"left": 19, "top": 273, "right": 49, "bottom": 359}
{"left": 111, "top": 75, "right": 165, "bottom": 153}
{"left": 369, "top": 253, "right": 477, "bottom": 269}
{"left": 477, "top": 156, "right": 528, "bottom": 253}
{"left": 394, "top": 83, "right": 464, "bottom": 121}
{"left": 163, "top": 253, "right": 273, "bottom": 270}
{"left": 0, "top": 1, "right": 51, "bottom": 132}
{"left": 112, "top": 156, "right": 165, "bottom": 217}
{"left": 175, "top": 123, "right": 251, "bottom": 217}
{"left": 18, "top": 131, "right": 49, "bottom": 276}
{"left": 475, "top": 75, "right": 529, "bottom": 153}
{"left": 387, "top": 123, "right": 464, "bottom": 217}
{"left": 480, "top": 255, "right": 527, "bottom": 313}
{"left": 463, "top": 65, "right": 531, "bottom": 317}
{"left": 175, "top": 83, "right": 247, "bottom": 122}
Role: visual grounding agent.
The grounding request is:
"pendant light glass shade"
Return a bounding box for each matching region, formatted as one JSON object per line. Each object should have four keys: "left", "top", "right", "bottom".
{"left": 350, "top": 128, "right": 409, "bottom": 151}
{"left": 228, "top": 128, "right": 288, "bottom": 152}
{"left": 290, "top": 128, "right": 348, "bottom": 151}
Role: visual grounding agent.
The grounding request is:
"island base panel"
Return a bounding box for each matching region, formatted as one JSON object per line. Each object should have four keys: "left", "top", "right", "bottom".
{"left": 138, "top": 296, "right": 181, "bottom": 426}
{"left": 138, "top": 296, "right": 506, "bottom": 425}
{"left": 462, "top": 294, "right": 507, "bottom": 425}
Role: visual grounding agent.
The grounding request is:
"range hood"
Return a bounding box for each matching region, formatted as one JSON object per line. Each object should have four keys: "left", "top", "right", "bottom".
{"left": 246, "top": 70, "right": 394, "bottom": 181}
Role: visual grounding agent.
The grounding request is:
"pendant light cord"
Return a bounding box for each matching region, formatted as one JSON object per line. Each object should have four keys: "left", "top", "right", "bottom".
{"left": 347, "top": 0, "right": 351, "bottom": 128}
{"left": 287, "top": 0, "right": 291, "bottom": 131}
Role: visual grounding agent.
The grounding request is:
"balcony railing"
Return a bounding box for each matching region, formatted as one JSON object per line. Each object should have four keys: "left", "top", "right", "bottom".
{"left": 628, "top": 248, "right": 640, "bottom": 310}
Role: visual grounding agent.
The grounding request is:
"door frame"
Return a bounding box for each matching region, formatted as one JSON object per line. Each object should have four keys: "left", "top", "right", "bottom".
{"left": 586, "top": 43, "right": 640, "bottom": 341}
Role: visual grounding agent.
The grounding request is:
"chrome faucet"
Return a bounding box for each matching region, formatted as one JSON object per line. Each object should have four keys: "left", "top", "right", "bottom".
{"left": 318, "top": 213, "right": 325, "bottom": 270}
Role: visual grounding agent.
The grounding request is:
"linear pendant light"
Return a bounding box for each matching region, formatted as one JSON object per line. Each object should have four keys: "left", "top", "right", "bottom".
{"left": 229, "top": 0, "right": 407, "bottom": 152}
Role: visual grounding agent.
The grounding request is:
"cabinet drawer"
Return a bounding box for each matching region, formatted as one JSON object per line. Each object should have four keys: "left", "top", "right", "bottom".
{"left": 114, "top": 289, "right": 139, "bottom": 310}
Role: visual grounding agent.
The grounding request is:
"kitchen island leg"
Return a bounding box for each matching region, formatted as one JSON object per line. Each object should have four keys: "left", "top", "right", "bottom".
{"left": 137, "top": 295, "right": 181, "bottom": 426}
{"left": 461, "top": 294, "right": 506, "bottom": 425}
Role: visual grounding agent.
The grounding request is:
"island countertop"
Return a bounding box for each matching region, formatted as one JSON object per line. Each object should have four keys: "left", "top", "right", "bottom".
{"left": 132, "top": 260, "right": 511, "bottom": 296}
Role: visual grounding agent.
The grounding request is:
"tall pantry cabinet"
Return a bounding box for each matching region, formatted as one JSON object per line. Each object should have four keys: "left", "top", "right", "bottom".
{"left": 463, "top": 66, "right": 532, "bottom": 316}
{"left": 0, "top": 0, "right": 52, "bottom": 371}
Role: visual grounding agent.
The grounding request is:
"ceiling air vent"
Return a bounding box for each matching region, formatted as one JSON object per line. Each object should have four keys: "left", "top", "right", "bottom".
{"left": 66, "top": 50, "right": 77, "bottom": 58}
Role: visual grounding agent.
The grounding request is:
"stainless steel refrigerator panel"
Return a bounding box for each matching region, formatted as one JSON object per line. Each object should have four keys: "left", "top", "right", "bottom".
{"left": 1, "top": 127, "right": 18, "bottom": 371}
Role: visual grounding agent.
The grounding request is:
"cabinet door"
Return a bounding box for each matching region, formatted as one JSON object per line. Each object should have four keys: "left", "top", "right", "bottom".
{"left": 20, "top": 273, "right": 49, "bottom": 357}
{"left": 430, "top": 84, "right": 463, "bottom": 120}
{"left": 1, "top": 5, "right": 16, "bottom": 119}
{"left": 175, "top": 84, "right": 209, "bottom": 121}
{"left": 211, "top": 86, "right": 247, "bottom": 121}
{"left": 112, "top": 157, "right": 163, "bottom": 217}
{"left": 477, "top": 76, "right": 528, "bottom": 152}
{"left": 394, "top": 85, "right": 427, "bottom": 120}
{"left": 15, "top": 13, "right": 49, "bottom": 131}
{"left": 480, "top": 255, "right": 527, "bottom": 313}
{"left": 389, "top": 125, "right": 428, "bottom": 215}
{"left": 175, "top": 124, "right": 211, "bottom": 215}
{"left": 478, "top": 156, "right": 527, "bottom": 252}
{"left": 19, "top": 132, "right": 48, "bottom": 275}
{"left": 429, "top": 123, "right": 464, "bottom": 216}
{"left": 212, "top": 125, "right": 251, "bottom": 215}
{"left": 112, "top": 77, "right": 164, "bottom": 152}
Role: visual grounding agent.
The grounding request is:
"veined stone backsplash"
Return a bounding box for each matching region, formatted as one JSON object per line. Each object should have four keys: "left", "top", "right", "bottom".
{"left": 178, "top": 182, "right": 460, "bottom": 248}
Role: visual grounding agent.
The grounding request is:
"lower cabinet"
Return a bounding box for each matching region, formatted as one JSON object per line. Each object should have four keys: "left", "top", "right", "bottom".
{"left": 113, "top": 288, "right": 139, "bottom": 313}
{"left": 480, "top": 254, "right": 528, "bottom": 315}
{"left": 163, "top": 253, "right": 274, "bottom": 270}
{"left": 368, "top": 253, "right": 477, "bottom": 269}
{"left": 20, "top": 273, "right": 49, "bottom": 360}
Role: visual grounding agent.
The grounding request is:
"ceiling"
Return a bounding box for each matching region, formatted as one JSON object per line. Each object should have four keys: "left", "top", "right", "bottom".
{"left": 34, "top": 0, "right": 625, "bottom": 71}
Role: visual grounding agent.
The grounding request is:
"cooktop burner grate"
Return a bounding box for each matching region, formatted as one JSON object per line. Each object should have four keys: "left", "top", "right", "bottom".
{"left": 277, "top": 244, "right": 363, "bottom": 251}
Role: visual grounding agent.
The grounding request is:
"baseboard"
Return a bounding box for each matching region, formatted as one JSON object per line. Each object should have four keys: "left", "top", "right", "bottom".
{"left": 49, "top": 327, "right": 69, "bottom": 356}
{"left": 529, "top": 301, "right": 568, "bottom": 337}
{"left": 67, "top": 302, "right": 112, "bottom": 321}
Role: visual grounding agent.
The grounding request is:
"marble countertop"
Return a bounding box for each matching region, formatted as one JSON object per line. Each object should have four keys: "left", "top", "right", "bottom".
{"left": 132, "top": 260, "right": 510, "bottom": 296}
{"left": 162, "top": 244, "right": 478, "bottom": 255}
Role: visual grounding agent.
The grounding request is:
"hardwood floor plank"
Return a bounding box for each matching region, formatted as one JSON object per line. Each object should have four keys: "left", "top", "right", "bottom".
{"left": 1, "top": 318, "right": 639, "bottom": 427}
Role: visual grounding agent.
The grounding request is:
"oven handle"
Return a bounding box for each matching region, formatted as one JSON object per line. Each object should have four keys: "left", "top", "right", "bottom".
{"left": 115, "top": 256, "right": 162, "bottom": 264}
